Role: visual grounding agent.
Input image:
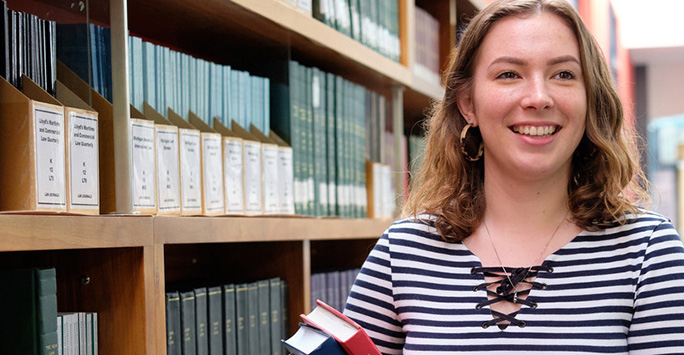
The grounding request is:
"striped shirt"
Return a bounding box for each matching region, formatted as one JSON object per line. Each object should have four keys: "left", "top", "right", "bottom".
{"left": 343, "top": 212, "right": 684, "bottom": 354}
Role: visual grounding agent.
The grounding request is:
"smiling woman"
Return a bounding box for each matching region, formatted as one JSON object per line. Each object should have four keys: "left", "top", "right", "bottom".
{"left": 342, "top": 0, "right": 684, "bottom": 354}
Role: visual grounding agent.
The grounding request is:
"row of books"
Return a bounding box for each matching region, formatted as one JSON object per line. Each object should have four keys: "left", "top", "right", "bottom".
{"left": 310, "top": 268, "right": 359, "bottom": 314}
{"left": 128, "top": 35, "right": 271, "bottom": 134}
{"left": 1, "top": 4, "right": 57, "bottom": 95}
{"left": 57, "top": 312, "right": 98, "bottom": 355}
{"left": 275, "top": 61, "right": 389, "bottom": 218}
{"left": 56, "top": 23, "right": 112, "bottom": 103}
{"left": 308, "top": 0, "right": 400, "bottom": 62}
{"left": 165, "top": 278, "right": 289, "bottom": 355}
{"left": 413, "top": 6, "right": 441, "bottom": 84}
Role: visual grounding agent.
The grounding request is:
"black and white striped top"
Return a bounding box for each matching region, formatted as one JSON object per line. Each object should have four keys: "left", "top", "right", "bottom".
{"left": 343, "top": 212, "right": 684, "bottom": 354}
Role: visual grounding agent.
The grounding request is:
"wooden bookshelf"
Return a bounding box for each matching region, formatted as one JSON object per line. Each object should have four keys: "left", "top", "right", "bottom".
{"left": 0, "top": 0, "right": 483, "bottom": 354}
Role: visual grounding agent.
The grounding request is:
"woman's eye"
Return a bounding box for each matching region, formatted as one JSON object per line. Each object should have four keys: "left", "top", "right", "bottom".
{"left": 496, "top": 71, "right": 518, "bottom": 79}
{"left": 556, "top": 70, "right": 576, "bottom": 80}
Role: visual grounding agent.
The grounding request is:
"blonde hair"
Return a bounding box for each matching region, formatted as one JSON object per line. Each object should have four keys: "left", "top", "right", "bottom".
{"left": 403, "top": 0, "right": 649, "bottom": 242}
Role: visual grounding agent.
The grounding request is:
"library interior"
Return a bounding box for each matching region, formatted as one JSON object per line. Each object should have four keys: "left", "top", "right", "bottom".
{"left": 2, "top": 0, "right": 683, "bottom": 354}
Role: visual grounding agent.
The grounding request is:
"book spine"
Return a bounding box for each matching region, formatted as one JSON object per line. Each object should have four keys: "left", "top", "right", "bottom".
{"left": 194, "top": 287, "right": 209, "bottom": 355}
{"left": 207, "top": 286, "right": 223, "bottom": 355}
{"left": 36, "top": 268, "right": 59, "bottom": 355}
{"left": 257, "top": 280, "right": 271, "bottom": 355}
{"left": 180, "top": 291, "right": 197, "bottom": 355}
{"left": 269, "top": 278, "right": 282, "bottom": 355}
{"left": 166, "top": 292, "right": 182, "bottom": 355}
{"left": 222, "top": 284, "right": 237, "bottom": 355}
{"left": 235, "top": 284, "right": 248, "bottom": 355}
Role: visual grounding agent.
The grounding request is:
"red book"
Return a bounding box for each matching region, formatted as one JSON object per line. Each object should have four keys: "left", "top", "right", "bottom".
{"left": 300, "top": 300, "right": 381, "bottom": 355}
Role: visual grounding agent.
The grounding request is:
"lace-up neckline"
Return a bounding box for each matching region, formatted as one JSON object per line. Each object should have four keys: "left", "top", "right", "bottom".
{"left": 471, "top": 265, "right": 554, "bottom": 329}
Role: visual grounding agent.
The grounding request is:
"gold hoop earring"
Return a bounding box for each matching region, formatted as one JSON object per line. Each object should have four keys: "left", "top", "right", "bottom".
{"left": 460, "top": 124, "right": 484, "bottom": 161}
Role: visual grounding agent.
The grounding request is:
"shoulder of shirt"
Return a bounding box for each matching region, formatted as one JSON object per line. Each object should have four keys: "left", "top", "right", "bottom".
{"left": 584, "top": 209, "right": 674, "bottom": 235}
{"left": 384, "top": 213, "right": 442, "bottom": 238}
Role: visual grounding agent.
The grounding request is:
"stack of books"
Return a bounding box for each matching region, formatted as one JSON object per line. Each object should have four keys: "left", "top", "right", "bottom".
{"left": 282, "top": 299, "right": 381, "bottom": 355}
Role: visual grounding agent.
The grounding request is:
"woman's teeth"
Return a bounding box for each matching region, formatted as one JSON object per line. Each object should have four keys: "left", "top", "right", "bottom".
{"left": 511, "top": 125, "right": 557, "bottom": 136}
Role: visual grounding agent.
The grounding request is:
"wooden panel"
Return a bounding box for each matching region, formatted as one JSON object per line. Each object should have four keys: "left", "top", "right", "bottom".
{"left": 0, "top": 214, "right": 153, "bottom": 251}
{"left": 310, "top": 238, "right": 377, "bottom": 272}
{"left": 146, "top": 244, "right": 166, "bottom": 355}
{"left": 0, "top": 247, "right": 148, "bottom": 355}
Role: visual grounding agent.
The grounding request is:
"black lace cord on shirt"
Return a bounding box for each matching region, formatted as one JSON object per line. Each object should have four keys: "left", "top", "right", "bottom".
{"left": 471, "top": 265, "right": 554, "bottom": 329}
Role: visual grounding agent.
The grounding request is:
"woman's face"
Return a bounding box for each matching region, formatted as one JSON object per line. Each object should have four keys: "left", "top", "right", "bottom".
{"left": 458, "top": 12, "right": 586, "bottom": 184}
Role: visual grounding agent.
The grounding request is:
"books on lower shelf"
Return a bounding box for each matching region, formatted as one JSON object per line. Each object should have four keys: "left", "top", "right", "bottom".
{"left": 166, "top": 277, "right": 288, "bottom": 355}
{"left": 0, "top": 267, "right": 98, "bottom": 355}
{"left": 57, "top": 312, "right": 99, "bottom": 355}
{"left": 0, "top": 268, "right": 58, "bottom": 355}
{"left": 298, "top": 299, "right": 380, "bottom": 355}
{"left": 310, "top": 268, "right": 359, "bottom": 314}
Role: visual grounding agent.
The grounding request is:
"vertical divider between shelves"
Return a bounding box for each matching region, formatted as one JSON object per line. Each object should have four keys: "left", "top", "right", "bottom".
{"left": 144, "top": 243, "right": 166, "bottom": 355}
{"left": 392, "top": 86, "right": 406, "bottom": 205}
{"left": 110, "top": 0, "right": 133, "bottom": 212}
{"left": 302, "top": 239, "right": 312, "bottom": 318}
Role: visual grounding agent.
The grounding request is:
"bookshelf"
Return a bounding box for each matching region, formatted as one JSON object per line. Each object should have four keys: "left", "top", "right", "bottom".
{"left": 0, "top": 0, "right": 483, "bottom": 354}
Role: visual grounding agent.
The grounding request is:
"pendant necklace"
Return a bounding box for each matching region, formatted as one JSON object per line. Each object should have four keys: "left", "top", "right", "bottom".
{"left": 482, "top": 212, "right": 568, "bottom": 303}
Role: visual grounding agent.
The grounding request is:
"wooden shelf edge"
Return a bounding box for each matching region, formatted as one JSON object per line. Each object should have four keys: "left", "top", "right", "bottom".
{"left": 155, "top": 216, "right": 392, "bottom": 244}
{"left": 230, "top": 0, "right": 413, "bottom": 87}
{"left": 0, "top": 214, "right": 154, "bottom": 251}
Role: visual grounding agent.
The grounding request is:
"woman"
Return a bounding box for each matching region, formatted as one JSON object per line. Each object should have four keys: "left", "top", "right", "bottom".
{"left": 343, "top": 0, "right": 684, "bottom": 353}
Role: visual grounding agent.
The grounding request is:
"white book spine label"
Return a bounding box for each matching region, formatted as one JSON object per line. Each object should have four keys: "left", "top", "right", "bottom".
{"left": 68, "top": 111, "right": 99, "bottom": 208}
{"left": 262, "top": 145, "right": 280, "bottom": 214}
{"left": 278, "top": 149, "right": 295, "bottom": 214}
{"left": 35, "top": 105, "right": 66, "bottom": 209}
{"left": 131, "top": 121, "right": 156, "bottom": 209}
{"left": 156, "top": 128, "right": 181, "bottom": 212}
{"left": 243, "top": 142, "right": 262, "bottom": 213}
{"left": 202, "top": 135, "right": 224, "bottom": 212}
{"left": 179, "top": 130, "right": 202, "bottom": 211}
{"left": 224, "top": 140, "right": 244, "bottom": 213}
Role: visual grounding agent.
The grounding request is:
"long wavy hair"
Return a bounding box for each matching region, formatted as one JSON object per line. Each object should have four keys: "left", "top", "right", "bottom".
{"left": 402, "top": 0, "right": 650, "bottom": 242}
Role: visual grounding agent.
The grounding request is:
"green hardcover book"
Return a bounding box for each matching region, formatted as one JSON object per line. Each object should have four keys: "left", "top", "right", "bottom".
{"left": 0, "top": 268, "right": 58, "bottom": 355}
{"left": 257, "top": 279, "right": 271, "bottom": 355}
{"left": 222, "top": 284, "right": 237, "bottom": 355}
{"left": 194, "top": 287, "right": 209, "bottom": 355}
{"left": 312, "top": 67, "right": 327, "bottom": 217}
{"left": 306, "top": 67, "right": 315, "bottom": 216}
{"left": 344, "top": 80, "right": 354, "bottom": 218}
{"left": 280, "top": 280, "right": 289, "bottom": 340}
{"left": 334, "top": 75, "right": 346, "bottom": 217}
{"left": 276, "top": 61, "right": 302, "bottom": 215}
{"left": 235, "top": 283, "right": 249, "bottom": 355}
{"left": 357, "top": 85, "right": 367, "bottom": 218}
{"left": 268, "top": 278, "right": 282, "bottom": 355}
{"left": 326, "top": 72, "right": 337, "bottom": 216}
{"left": 179, "top": 291, "right": 197, "bottom": 355}
{"left": 207, "top": 286, "right": 223, "bottom": 355}
{"left": 246, "top": 282, "right": 259, "bottom": 354}
{"left": 298, "top": 64, "right": 310, "bottom": 216}
{"left": 165, "top": 291, "right": 182, "bottom": 355}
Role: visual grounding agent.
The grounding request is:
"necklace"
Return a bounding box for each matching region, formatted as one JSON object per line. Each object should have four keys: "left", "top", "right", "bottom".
{"left": 482, "top": 212, "right": 568, "bottom": 303}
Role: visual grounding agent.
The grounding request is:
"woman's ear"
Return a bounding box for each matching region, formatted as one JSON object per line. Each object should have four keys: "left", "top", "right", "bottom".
{"left": 457, "top": 94, "right": 477, "bottom": 126}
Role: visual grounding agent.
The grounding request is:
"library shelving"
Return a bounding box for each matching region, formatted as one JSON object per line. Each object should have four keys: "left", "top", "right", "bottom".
{"left": 0, "top": 0, "right": 483, "bottom": 354}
